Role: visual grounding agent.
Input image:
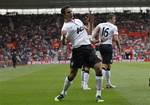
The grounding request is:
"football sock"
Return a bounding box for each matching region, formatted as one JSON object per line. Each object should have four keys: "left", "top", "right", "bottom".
{"left": 61, "top": 76, "right": 71, "bottom": 95}
{"left": 81, "top": 70, "right": 84, "bottom": 87}
{"left": 96, "top": 76, "right": 102, "bottom": 96}
{"left": 83, "top": 72, "right": 89, "bottom": 87}
{"left": 105, "top": 70, "right": 111, "bottom": 85}
{"left": 102, "top": 69, "right": 106, "bottom": 79}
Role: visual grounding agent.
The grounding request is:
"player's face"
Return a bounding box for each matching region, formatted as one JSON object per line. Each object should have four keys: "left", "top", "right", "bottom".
{"left": 64, "top": 8, "right": 73, "bottom": 19}
{"left": 112, "top": 16, "right": 116, "bottom": 24}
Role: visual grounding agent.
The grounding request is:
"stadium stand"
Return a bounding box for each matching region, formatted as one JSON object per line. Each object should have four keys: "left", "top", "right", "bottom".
{"left": 0, "top": 0, "right": 150, "bottom": 68}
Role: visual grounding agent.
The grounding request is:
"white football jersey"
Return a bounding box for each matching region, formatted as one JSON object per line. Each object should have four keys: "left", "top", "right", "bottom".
{"left": 62, "top": 19, "right": 91, "bottom": 48}
{"left": 97, "top": 22, "right": 118, "bottom": 44}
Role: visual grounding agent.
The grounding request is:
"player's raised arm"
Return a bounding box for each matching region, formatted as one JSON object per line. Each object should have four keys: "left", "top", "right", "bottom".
{"left": 86, "top": 11, "right": 94, "bottom": 35}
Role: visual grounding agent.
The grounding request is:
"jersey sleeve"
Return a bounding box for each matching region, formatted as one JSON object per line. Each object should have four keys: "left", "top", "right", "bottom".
{"left": 76, "top": 19, "right": 84, "bottom": 26}
{"left": 61, "top": 24, "right": 67, "bottom": 32}
{"left": 61, "top": 24, "right": 69, "bottom": 38}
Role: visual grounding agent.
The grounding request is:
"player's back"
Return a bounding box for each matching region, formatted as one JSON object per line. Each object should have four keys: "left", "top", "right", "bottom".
{"left": 98, "top": 22, "right": 118, "bottom": 45}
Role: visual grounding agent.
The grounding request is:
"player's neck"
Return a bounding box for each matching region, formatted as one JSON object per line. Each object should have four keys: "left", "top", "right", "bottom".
{"left": 108, "top": 21, "right": 114, "bottom": 25}
{"left": 65, "top": 18, "right": 74, "bottom": 22}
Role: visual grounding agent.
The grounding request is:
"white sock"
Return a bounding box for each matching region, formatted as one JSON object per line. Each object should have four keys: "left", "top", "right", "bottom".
{"left": 96, "top": 90, "right": 102, "bottom": 97}
{"left": 81, "top": 70, "right": 84, "bottom": 87}
{"left": 96, "top": 76, "right": 102, "bottom": 97}
{"left": 102, "top": 69, "right": 106, "bottom": 79}
{"left": 105, "top": 71, "right": 111, "bottom": 85}
{"left": 61, "top": 76, "right": 72, "bottom": 95}
{"left": 83, "top": 72, "right": 89, "bottom": 87}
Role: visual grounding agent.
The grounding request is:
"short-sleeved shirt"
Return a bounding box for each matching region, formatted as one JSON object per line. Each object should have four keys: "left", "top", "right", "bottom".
{"left": 97, "top": 22, "right": 118, "bottom": 64}
{"left": 62, "top": 19, "right": 91, "bottom": 48}
{"left": 97, "top": 22, "right": 118, "bottom": 45}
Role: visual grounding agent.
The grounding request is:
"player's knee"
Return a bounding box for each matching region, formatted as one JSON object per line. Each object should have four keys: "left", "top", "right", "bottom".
{"left": 96, "top": 70, "right": 102, "bottom": 76}
{"left": 83, "top": 67, "right": 89, "bottom": 73}
{"left": 102, "top": 67, "right": 106, "bottom": 70}
{"left": 106, "top": 68, "right": 110, "bottom": 71}
{"left": 68, "top": 75, "right": 75, "bottom": 81}
{"left": 84, "top": 70, "right": 89, "bottom": 73}
{"left": 69, "top": 70, "right": 78, "bottom": 81}
{"left": 94, "top": 63, "right": 102, "bottom": 76}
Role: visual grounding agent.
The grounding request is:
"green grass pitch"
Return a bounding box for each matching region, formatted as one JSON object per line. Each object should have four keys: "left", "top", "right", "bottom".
{"left": 0, "top": 62, "right": 150, "bottom": 105}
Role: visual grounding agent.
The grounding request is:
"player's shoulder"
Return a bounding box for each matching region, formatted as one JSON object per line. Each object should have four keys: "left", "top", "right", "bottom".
{"left": 102, "top": 22, "right": 117, "bottom": 30}
{"left": 98, "top": 22, "right": 107, "bottom": 27}
{"left": 109, "top": 23, "right": 118, "bottom": 30}
{"left": 107, "top": 22, "right": 117, "bottom": 27}
{"left": 74, "top": 18, "right": 83, "bottom": 24}
{"left": 74, "top": 18, "right": 81, "bottom": 21}
{"left": 62, "top": 22, "right": 72, "bottom": 29}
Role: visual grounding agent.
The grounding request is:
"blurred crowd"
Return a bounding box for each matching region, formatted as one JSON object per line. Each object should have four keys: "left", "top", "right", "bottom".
{"left": 0, "top": 12, "right": 150, "bottom": 68}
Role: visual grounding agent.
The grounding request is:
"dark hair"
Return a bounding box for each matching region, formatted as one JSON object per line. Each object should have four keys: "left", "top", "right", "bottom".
{"left": 106, "top": 14, "right": 115, "bottom": 21}
{"left": 61, "top": 5, "right": 70, "bottom": 15}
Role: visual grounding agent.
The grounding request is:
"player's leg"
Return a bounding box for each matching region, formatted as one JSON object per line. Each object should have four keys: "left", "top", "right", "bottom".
{"left": 81, "top": 66, "right": 91, "bottom": 90}
{"left": 54, "top": 68, "right": 78, "bottom": 101}
{"left": 101, "top": 64, "right": 106, "bottom": 79}
{"left": 105, "top": 64, "right": 116, "bottom": 88}
{"left": 105, "top": 64, "right": 112, "bottom": 87}
{"left": 100, "top": 44, "right": 116, "bottom": 88}
{"left": 55, "top": 47, "right": 83, "bottom": 101}
{"left": 94, "top": 62, "right": 104, "bottom": 102}
{"left": 12, "top": 59, "right": 16, "bottom": 68}
{"left": 101, "top": 64, "right": 108, "bottom": 85}
{"left": 88, "top": 47, "right": 104, "bottom": 102}
{"left": 81, "top": 67, "right": 84, "bottom": 88}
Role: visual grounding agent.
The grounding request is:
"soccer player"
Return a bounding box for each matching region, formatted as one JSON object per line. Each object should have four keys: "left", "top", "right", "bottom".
{"left": 81, "top": 13, "right": 94, "bottom": 90}
{"left": 91, "top": 14, "right": 121, "bottom": 88}
{"left": 54, "top": 5, "right": 104, "bottom": 102}
{"left": 11, "top": 50, "right": 17, "bottom": 68}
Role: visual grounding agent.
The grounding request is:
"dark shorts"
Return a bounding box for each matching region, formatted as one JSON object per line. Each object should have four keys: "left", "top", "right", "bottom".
{"left": 98, "top": 44, "right": 113, "bottom": 64}
{"left": 70, "top": 45, "right": 101, "bottom": 69}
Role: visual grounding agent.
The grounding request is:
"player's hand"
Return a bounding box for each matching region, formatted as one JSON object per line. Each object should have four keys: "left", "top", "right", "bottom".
{"left": 90, "top": 38, "right": 99, "bottom": 44}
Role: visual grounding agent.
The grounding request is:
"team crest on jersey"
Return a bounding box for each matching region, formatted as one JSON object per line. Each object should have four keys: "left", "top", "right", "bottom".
{"left": 77, "top": 27, "right": 84, "bottom": 34}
